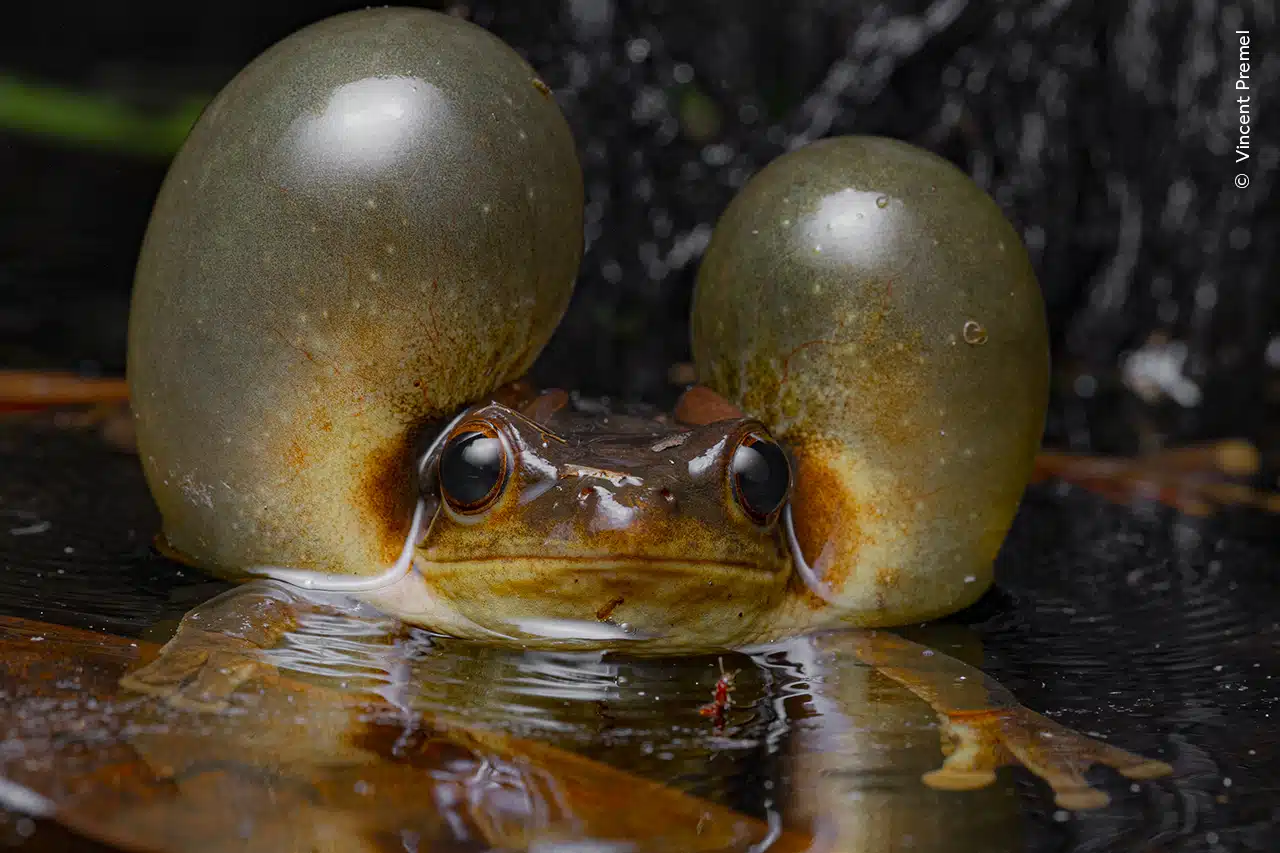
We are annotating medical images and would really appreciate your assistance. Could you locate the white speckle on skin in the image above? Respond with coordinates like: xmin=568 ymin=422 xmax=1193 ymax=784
xmin=650 ymin=433 xmax=689 ymax=452
xmin=587 ymin=487 xmax=638 ymax=532
xmin=687 ymin=438 xmax=728 ymax=477
xmin=178 ymin=473 xmax=215 ymax=509
xmin=564 ymin=465 xmax=643 ymax=487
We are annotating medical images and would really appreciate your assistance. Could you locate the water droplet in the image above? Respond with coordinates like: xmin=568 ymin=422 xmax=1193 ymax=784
xmin=875 ymin=195 xmax=890 ymax=209
xmin=962 ymin=320 xmax=988 ymax=345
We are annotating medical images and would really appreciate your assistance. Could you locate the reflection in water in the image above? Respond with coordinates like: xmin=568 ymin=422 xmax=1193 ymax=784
xmin=770 ymin=634 xmax=1023 ymax=852
xmin=2 ymin=615 xmax=794 ymax=852
xmin=0 ymin=605 xmax=1037 ymax=851
xmin=0 ymin=572 xmax=1257 ymax=853
xmin=254 ymin=607 xmax=1030 ymax=850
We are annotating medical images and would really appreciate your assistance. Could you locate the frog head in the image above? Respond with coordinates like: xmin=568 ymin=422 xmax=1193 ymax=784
xmin=415 ymin=388 xmax=805 ymax=648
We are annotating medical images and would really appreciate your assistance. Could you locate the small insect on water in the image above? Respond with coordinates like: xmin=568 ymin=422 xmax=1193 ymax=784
xmin=699 ymin=657 xmax=739 ymax=730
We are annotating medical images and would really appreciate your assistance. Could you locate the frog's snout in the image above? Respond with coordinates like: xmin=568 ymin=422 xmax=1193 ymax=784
xmin=565 ymin=471 xmax=679 ymax=533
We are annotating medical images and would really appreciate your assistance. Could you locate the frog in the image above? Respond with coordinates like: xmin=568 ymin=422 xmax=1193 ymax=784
xmin=123 ymin=380 xmax=1172 ymax=810
xmin=118 ymin=5 xmax=1173 ymax=814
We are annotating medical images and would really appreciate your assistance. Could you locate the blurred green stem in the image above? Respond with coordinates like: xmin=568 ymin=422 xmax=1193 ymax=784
xmin=0 ymin=74 xmax=206 ymax=158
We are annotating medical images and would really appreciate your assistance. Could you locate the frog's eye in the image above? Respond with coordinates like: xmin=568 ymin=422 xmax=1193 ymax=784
xmin=730 ymin=432 xmax=791 ymax=524
xmin=439 ymin=423 xmax=509 ymax=513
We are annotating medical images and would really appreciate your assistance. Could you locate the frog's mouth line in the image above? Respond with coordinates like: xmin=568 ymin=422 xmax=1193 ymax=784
xmin=418 ymin=556 xmax=779 ymax=574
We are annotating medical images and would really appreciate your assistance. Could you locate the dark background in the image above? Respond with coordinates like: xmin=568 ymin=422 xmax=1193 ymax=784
xmin=2 ymin=0 xmax=1277 ymax=457
xmin=2 ymin=5 xmax=1279 ymax=850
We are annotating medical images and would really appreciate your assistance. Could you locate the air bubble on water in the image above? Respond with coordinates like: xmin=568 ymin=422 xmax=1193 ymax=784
xmin=962 ymin=320 xmax=988 ymax=345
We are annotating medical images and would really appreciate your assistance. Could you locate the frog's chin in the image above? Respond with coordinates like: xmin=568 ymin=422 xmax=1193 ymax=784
xmin=407 ymin=556 xmax=793 ymax=650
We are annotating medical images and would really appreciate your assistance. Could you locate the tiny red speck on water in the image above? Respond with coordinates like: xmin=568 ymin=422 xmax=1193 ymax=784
xmin=698 ymin=657 xmax=738 ymax=730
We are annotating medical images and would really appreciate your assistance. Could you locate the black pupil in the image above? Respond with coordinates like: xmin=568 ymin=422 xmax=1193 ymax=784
xmin=731 ymin=435 xmax=790 ymax=520
xmin=439 ymin=431 xmax=505 ymax=508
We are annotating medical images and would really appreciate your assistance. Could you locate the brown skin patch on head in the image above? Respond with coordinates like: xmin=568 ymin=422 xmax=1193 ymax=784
xmin=674 ymin=385 xmax=746 ymax=426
